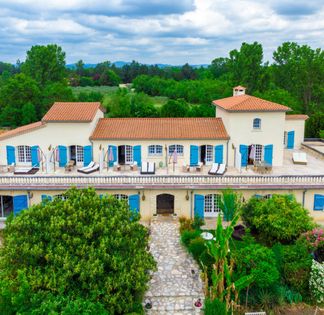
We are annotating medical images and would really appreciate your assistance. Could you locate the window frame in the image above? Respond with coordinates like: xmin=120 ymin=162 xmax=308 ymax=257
xmin=168 ymin=144 xmax=184 ymax=156
xmin=253 ymin=118 xmax=261 ymax=130
xmin=204 ymin=194 xmax=221 ymax=217
xmin=148 ymin=145 xmax=163 ymax=156
xmin=113 ymin=194 xmax=129 ymax=202
xmin=17 ymin=145 xmax=32 ymax=164
xmin=76 ymin=145 xmax=84 ymax=163
xmin=254 ymin=144 xmax=263 ymax=162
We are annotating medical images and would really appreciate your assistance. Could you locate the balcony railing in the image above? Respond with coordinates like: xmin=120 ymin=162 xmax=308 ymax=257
xmin=0 ymin=174 xmax=323 ymax=189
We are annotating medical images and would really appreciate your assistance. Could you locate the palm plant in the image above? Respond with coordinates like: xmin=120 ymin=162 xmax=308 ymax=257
xmin=219 ymin=189 xmax=242 ymax=222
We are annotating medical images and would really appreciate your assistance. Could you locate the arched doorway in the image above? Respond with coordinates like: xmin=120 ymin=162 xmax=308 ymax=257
xmin=156 ymin=194 xmax=174 ymax=214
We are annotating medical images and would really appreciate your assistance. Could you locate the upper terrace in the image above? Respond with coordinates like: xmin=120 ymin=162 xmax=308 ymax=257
xmin=0 ymin=149 xmax=323 ymax=190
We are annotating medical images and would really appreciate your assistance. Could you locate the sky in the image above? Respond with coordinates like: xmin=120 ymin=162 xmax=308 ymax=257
xmin=0 ymin=0 xmax=323 ymax=65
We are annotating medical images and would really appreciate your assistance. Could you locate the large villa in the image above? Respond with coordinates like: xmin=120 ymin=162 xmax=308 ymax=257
xmin=0 ymin=86 xmax=323 ymax=226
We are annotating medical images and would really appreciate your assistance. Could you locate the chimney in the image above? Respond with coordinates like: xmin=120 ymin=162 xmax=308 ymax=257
xmin=233 ymin=86 xmax=246 ymax=96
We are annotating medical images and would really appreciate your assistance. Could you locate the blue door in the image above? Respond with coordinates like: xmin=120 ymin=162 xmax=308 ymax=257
xmin=6 ymin=146 xmax=15 ymax=165
xmin=239 ymin=145 xmax=248 ymax=167
xmin=108 ymin=145 xmax=117 ymax=167
xmin=287 ymin=131 xmax=295 ymax=149
xmin=83 ymin=145 xmax=92 ymax=166
xmin=58 ymin=145 xmax=67 ymax=167
xmin=31 ymin=145 xmax=40 ymax=167
xmin=214 ymin=145 xmax=223 ymax=164
xmin=133 ymin=145 xmax=142 ymax=166
xmin=314 ymin=194 xmax=324 ymax=211
xmin=13 ymin=195 xmax=28 ymax=215
xmin=190 ymin=145 xmax=199 ymax=166
xmin=194 ymin=194 xmax=204 ymax=218
xmin=264 ymin=144 xmax=273 ymax=165
xmin=129 ymin=194 xmax=140 ymax=214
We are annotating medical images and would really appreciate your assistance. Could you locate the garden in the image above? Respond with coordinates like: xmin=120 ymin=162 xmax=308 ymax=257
xmin=180 ymin=191 xmax=324 ymax=314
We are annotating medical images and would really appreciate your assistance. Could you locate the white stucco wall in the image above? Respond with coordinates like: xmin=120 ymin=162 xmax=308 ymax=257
xmin=216 ymin=106 xmax=286 ymax=166
xmin=284 ymin=119 xmax=306 ymax=149
xmin=0 ymin=110 xmax=104 ymax=166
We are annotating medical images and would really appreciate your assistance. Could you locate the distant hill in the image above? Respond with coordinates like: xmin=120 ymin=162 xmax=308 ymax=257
xmin=66 ymin=61 xmax=210 ymax=69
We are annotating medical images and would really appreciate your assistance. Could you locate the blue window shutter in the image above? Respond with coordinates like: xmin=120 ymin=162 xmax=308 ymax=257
xmin=13 ymin=195 xmax=28 ymax=215
xmin=214 ymin=145 xmax=223 ymax=164
xmin=31 ymin=145 xmax=40 ymax=167
xmin=287 ymin=131 xmax=295 ymax=149
xmin=58 ymin=145 xmax=67 ymax=167
xmin=129 ymin=194 xmax=140 ymax=214
xmin=194 ymin=194 xmax=204 ymax=218
xmin=133 ymin=145 xmax=142 ymax=166
xmin=264 ymin=144 xmax=273 ymax=165
xmin=6 ymin=146 xmax=15 ymax=165
xmin=41 ymin=195 xmax=52 ymax=203
xmin=190 ymin=145 xmax=199 ymax=166
xmin=83 ymin=145 xmax=92 ymax=166
xmin=239 ymin=145 xmax=248 ymax=167
xmin=254 ymin=194 xmax=263 ymax=199
xmin=108 ymin=145 xmax=117 ymax=167
xmin=314 ymin=194 xmax=324 ymax=211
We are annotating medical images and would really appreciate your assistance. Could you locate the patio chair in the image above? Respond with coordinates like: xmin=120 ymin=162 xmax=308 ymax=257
xmin=130 ymin=161 xmax=138 ymax=171
xmin=77 ymin=162 xmax=99 ymax=174
xmin=8 ymin=163 xmax=15 ymax=173
xmin=113 ymin=161 xmax=121 ymax=171
xmin=65 ymin=160 xmax=75 ymax=172
xmin=292 ymin=152 xmax=307 ymax=165
xmin=196 ymin=162 xmax=203 ymax=172
xmin=208 ymin=163 xmax=219 ymax=175
xmin=216 ymin=163 xmax=226 ymax=175
xmin=182 ymin=162 xmax=190 ymax=172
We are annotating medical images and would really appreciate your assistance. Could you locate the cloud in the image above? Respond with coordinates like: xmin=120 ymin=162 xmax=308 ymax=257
xmin=0 ymin=0 xmax=323 ymax=64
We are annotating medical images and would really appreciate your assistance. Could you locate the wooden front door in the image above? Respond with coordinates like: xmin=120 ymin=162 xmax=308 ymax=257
xmin=156 ymin=194 xmax=174 ymax=214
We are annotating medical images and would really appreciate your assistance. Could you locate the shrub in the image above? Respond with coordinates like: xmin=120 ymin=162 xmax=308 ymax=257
xmin=192 ymin=215 xmax=205 ymax=230
xmin=282 ymin=242 xmax=312 ymax=297
xmin=204 ymin=298 xmax=227 ymax=315
xmin=299 ymin=228 xmax=324 ymax=263
xmin=0 ymin=188 xmax=156 ymax=314
xmin=242 ymin=194 xmax=315 ymax=245
xmin=241 ymin=196 xmax=261 ymax=228
xmin=309 ymin=260 xmax=324 ymax=304
xmin=179 ymin=216 xmax=194 ymax=233
xmin=188 ymin=237 xmax=206 ymax=261
xmin=181 ymin=229 xmax=201 ymax=247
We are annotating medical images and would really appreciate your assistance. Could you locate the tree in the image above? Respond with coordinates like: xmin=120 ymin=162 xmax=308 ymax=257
xmin=75 ymin=59 xmax=85 ymax=76
xmin=218 ymin=189 xmax=242 ymax=222
xmin=99 ymin=70 xmax=121 ymax=86
xmin=106 ymin=89 xmax=132 ymax=117
xmin=210 ymin=57 xmax=229 ymax=79
xmin=130 ymin=92 xmax=159 ymax=117
xmin=21 ymin=102 xmax=37 ymax=125
xmin=0 ymin=187 xmax=156 ymax=314
xmin=305 ymin=111 xmax=324 ymax=138
xmin=160 ymin=99 xmax=189 ymax=117
xmin=228 ymin=42 xmax=266 ymax=93
xmin=21 ymin=44 xmax=67 ymax=87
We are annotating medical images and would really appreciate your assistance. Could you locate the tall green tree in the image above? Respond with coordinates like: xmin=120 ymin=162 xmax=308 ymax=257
xmin=160 ymin=99 xmax=189 ymax=117
xmin=21 ymin=102 xmax=37 ymax=125
xmin=21 ymin=44 xmax=67 ymax=87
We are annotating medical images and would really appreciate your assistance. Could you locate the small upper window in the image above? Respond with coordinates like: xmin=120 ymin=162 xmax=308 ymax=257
xmin=253 ymin=118 xmax=261 ymax=129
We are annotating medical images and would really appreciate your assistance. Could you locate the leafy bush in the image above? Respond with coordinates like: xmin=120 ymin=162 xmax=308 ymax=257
xmin=192 ymin=215 xmax=205 ymax=230
xmin=188 ymin=237 xmax=206 ymax=261
xmin=282 ymin=242 xmax=312 ymax=297
xmin=299 ymin=228 xmax=324 ymax=263
xmin=242 ymin=194 xmax=314 ymax=245
xmin=309 ymin=260 xmax=324 ymax=304
xmin=0 ymin=188 xmax=156 ymax=314
xmin=180 ymin=229 xmax=201 ymax=247
xmin=204 ymin=298 xmax=227 ymax=315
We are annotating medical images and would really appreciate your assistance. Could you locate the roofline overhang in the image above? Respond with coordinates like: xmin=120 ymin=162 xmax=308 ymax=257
xmin=0 ymin=123 xmax=47 ymax=141
xmin=90 ymin=137 xmax=231 ymax=141
xmin=42 ymin=120 xmax=93 ymax=123
xmin=212 ymin=102 xmax=291 ymax=112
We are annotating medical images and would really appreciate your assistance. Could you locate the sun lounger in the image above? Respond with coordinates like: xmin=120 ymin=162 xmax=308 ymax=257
xmin=14 ymin=167 xmax=39 ymax=175
xmin=141 ymin=162 xmax=155 ymax=174
xmin=208 ymin=163 xmax=219 ymax=175
xmin=216 ymin=163 xmax=226 ymax=175
xmin=77 ymin=162 xmax=99 ymax=174
xmin=292 ymin=152 xmax=307 ymax=165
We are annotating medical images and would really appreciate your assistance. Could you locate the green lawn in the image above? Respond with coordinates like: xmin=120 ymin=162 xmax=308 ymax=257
xmin=151 ymin=96 xmax=169 ymax=107
xmin=71 ymin=86 xmax=119 ymax=96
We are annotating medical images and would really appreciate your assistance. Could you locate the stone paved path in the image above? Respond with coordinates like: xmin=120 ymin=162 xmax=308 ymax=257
xmin=143 ymin=217 xmax=204 ymax=314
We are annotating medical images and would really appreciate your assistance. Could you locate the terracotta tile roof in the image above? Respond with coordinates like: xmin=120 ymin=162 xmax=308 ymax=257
xmin=91 ymin=118 xmax=229 ymax=140
xmin=285 ymin=114 xmax=309 ymax=120
xmin=0 ymin=121 xmax=45 ymax=140
xmin=213 ymin=94 xmax=291 ymax=112
xmin=42 ymin=102 xmax=104 ymax=122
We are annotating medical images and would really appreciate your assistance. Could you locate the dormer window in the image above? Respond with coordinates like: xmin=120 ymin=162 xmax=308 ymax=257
xmin=253 ymin=118 xmax=261 ymax=129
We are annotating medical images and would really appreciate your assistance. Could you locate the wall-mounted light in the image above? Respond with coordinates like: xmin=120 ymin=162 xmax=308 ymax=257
xmin=99 ymin=144 xmax=102 ymax=150
xmin=142 ymin=191 xmax=146 ymax=201
xmin=27 ymin=191 xmax=33 ymax=199
xmin=185 ymin=190 xmax=189 ymax=201
xmin=48 ymin=145 xmax=52 ymax=151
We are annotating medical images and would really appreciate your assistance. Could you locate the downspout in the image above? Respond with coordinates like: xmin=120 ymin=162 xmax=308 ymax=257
xmin=190 ymin=190 xmax=193 ymax=219
xmin=226 ymin=139 xmax=229 ymax=166
xmin=302 ymin=189 xmax=307 ymax=207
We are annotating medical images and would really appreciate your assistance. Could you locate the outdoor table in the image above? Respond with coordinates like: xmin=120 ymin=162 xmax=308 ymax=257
xmin=200 ymin=232 xmax=214 ymax=240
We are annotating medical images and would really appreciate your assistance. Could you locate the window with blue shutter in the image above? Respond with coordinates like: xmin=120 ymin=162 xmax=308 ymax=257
xmin=190 ymin=145 xmax=199 ymax=166
xmin=287 ymin=131 xmax=295 ymax=149
xmin=214 ymin=145 xmax=223 ymax=164
xmin=133 ymin=145 xmax=142 ymax=166
xmin=129 ymin=194 xmax=140 ymax=214
xmin=264 ymin=144 xmax=273 ymax=165
xmin=194 ymin=194 xmax=204 ymax=218
xmin=314 ymin=194 xmax=324 ymax=211
xmin=58 ymin=145 xmax=67 ymax=167
xmin=41 ymin=195 xmax=52 ymax=204
xmin=13 ymin=195 xmax=28 ymax=215
xmin=83 ymin=145 xmax=92 ymax=166
xmin=108 ymin=145 xmax=117 ymax=167
xmin=31 ymin=145 xmax=40 ymax=167
xmin=6 ymin=146 xmax=15 ymax=165
xmin=239 ymin=145 xmax=248 ymax=167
